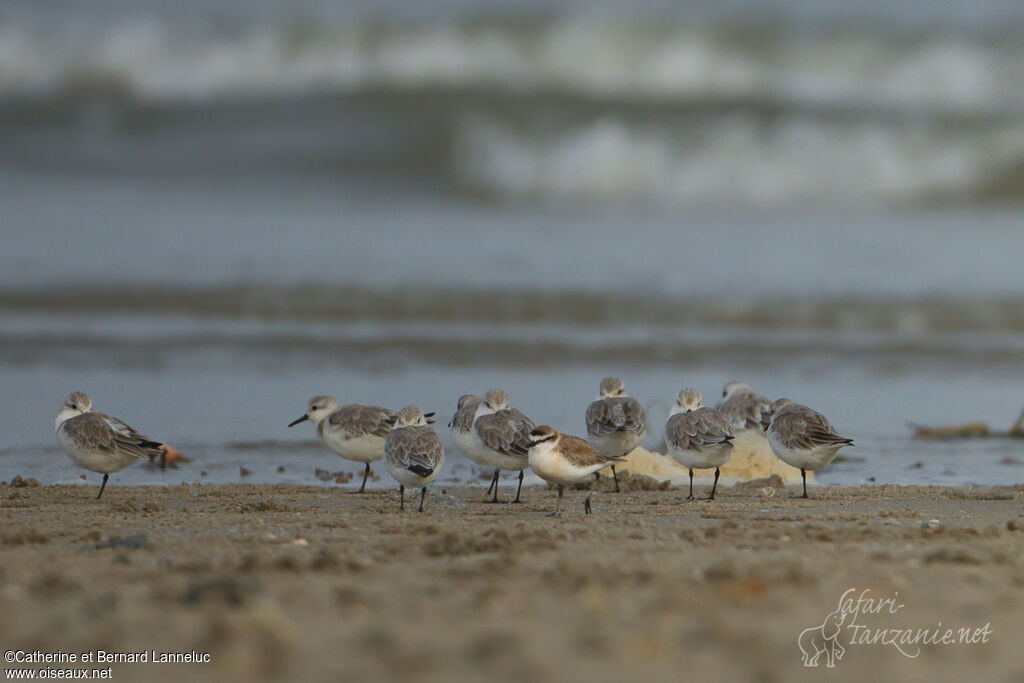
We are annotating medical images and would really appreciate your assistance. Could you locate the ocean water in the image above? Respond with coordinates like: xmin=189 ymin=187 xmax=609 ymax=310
xmin=2 ymin=0 xmax=1024 ymax=490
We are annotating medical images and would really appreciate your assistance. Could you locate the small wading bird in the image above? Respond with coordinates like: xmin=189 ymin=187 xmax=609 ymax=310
xmin=766 ymin=398 xmax=853 ymax=498
xmin=448 ymin=394 xmax=498 ymax=495
xmin=55 ymin=392 xmax=163 ymax=499
xmin=585 ymin=377 xmax=647 ymax=492
xmin=385 ymin=405 xmax=444 ymax=512
xmin=470 ymin=389 xmax=535 ymax=503
xmin=289 ymin=396 xmax=433 ymax=493
xmin=716 ymin=381 xmax=773 ymax=433
xmin=665 ymin=389 xmax=735 ymax=500
xmin=527 ymin=425 xmax=624 ymax=516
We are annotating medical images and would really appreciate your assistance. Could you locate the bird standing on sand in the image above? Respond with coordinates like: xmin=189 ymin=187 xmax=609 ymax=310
xmin=385 ymin=405 xmax=445 ymax=512
xmin=55 ymin=391 xmax=163 ymax=499
xmin=527 ymin=425 xmax=624 ymax=516
xmin=665 ymin=388 xmax=735 ymax=500
xmin=766 ymin=398 xmax=853 ymax=498
xmin=471 ymin=389 xmax=536 ymax=503
xmin=288 ymin=396 xmax=405 ymax=493
xmin=716 ymin=381 xmax=773 ymax=433
xmin=585 ymin=377 xmax=646 ymax=492
xmin=449 ymin=394 xmax=499 ymax=496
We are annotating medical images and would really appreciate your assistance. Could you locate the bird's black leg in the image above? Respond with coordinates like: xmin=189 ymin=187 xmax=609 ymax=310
xmin=399 ymin=484 xmax=405 ymax=511
xmin=611 ymin=465 xmax=620 ymax=493
xmin=791 ymin=468 xmax=810 ymax=499
xmin=418 ymin=487 xmax=426 ymax=512
xmin=704 ymin=467 xmax=720 ymax=500
xmin=686 ymin=469 xmax=694 ymax=500
xmin=358 ymin=462 xmax=370 ymax=493
xmin=512 ymin=470 xmax=524 ymax=504
xmin=546 ymin=486 xmax=563 ymax=517
xmin=584 ymin=492 xmax=593 ymax=514
xmin=488 ymin=469 xmax=501 ymax=503
xmin=97 ymin=473 xmax=109 ymax=500
xmin=486 ymin=469 xmax=498 ymax=496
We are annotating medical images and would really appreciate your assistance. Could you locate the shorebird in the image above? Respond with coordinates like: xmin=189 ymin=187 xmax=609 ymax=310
xmin=585 ymin=377 xmax=646 ymax=492
xmin=470 ymin=389 xmax=535 ymax=503
xmin=288 ymin=396 xmax=405 ymax=493
xmin=665 ymin=388 xmax=735 ymax=500
xmin=384 ymin=405 xmax=445 ymax=512
xmin=766 ymin=398 xmax=853 ymax=498
xmin=55 ymin=391 xmax=163 ymax=499
xmin=716 ymin=381 xmax=773 ymax=433
xmin=448 ymin=394 xmax=497 ymax=494
xmin=527 ymin=425 xmax=624 ymax=516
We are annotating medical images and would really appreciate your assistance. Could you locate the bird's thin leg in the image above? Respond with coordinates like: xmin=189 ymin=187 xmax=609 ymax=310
xmin=686 ymin=469 xmax=694 ymax=500
xmin=399 ymin=484 xmax=405 ymax=511
xmin=546 ymin=486 xmax=563 ymax=517
xmin=488 ymin=469 xmax=501 ymax=503
xmin=611 ymin=465 xmax=620 ymax=493
xmin=485 ymin=469 xmax=498 ymax=496
xmin=704 ymin=467 xmax=720 ymax=500
xmin=358 ymin=462 xmax=369 ymax=493
xmin=96 ymin=473 xmax=109 ymax=500
xmin=584 ymin=492 xmax=593 ymax=514
xmin=512 ymin=470 xmax=524 ymax=504
xmin=791 ymin=468 xmax=810 ymax=499
xmin=418 ymin=487 xmax=426 ymax=512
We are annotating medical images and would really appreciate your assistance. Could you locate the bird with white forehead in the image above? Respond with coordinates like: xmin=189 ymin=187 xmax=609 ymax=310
xmin=55 ymin=392 xmax=164 ymax=499
xmin=664 ymin=388 xmax=735 ymax=500
xmin=527 ymin=425 xmax=624 ymax=516
xmin=766 ymin=398 xmax=853 ymax=499
xmin=385 ymin=405 xmax=445 ymax=512
xmin=289 ymin=396 xmax=432 ymax=493
xmin=716 ymin=381 xmax=773 ymax=433
xmin=585 ymin=377 xmax=646 ymax=492
xmin=470 ymin=389 xmax=536 ymax=504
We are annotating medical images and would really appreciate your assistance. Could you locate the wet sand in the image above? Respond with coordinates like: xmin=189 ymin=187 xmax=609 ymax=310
xmin=2 ymin=479 xmax=1023 ymax=682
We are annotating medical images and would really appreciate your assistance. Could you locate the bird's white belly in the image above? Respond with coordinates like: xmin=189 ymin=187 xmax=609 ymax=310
xmin=58 ymin=431 xmax=138 ymax=474
xmin=667 ymin=441 xmax=733 ymax=470
xmin=767 ymin=433 xmax=844 ymax=470
xmin=588 ymin=431 xmax=643 ymax=458
xmin=471 ymin=431 xmax=528 ymax=471
xmin=452 ymin=428 xmax=491 ymax=467
xmin=320 ymin=432 xmax=385 ymax=463
xmin=528 ymin=445 xmax=601 ymax=486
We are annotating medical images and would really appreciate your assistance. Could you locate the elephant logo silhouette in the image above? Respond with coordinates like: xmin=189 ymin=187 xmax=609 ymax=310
xmin=798 ymin=608 xmax=847 ymax=667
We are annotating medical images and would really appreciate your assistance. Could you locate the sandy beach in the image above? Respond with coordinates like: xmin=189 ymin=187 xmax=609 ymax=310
xmin=2 ymin=479 xmax=1022 ymax=682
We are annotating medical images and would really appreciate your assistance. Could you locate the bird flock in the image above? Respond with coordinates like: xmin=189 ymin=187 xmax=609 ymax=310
xmin=53 ymin=379 xmax=854 ymax=513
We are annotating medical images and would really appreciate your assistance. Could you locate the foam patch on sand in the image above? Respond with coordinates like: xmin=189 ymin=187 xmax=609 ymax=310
xmin=609 ymin=430 xmax=807 ymax=485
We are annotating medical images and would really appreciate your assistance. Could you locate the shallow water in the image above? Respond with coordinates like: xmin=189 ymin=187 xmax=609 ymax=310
xmin=3 ymin=0 xmax=1024 ymax=490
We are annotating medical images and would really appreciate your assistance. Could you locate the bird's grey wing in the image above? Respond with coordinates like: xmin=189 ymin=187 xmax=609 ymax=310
xmin=718 ymin=393 xmax=772 ymax=431
xmin=388 ymin=427 xmax=443 ymax=473
xmin=666 ymin=410 xmax=732 ymax=452
xmin=502 ymin=409 xmax=536 ymax=456
xmin=476 ymin=411 xmax=532 ymax=457
xmin=774 ymin=408 xmax=850 ymax=450
xmin=586 ymin=398 xmax=646 ymax=437
xmin=331 ymin=405 xmax=397 ymax=438
xmin=74 ymin=413 xmax=163 ymax=460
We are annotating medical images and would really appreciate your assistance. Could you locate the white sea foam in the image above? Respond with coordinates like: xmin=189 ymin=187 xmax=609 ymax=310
xmin=454 ymin=114 xmax=1024 ymax=206
xmin=1 ymin=16 xmax=1023 ymax=113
